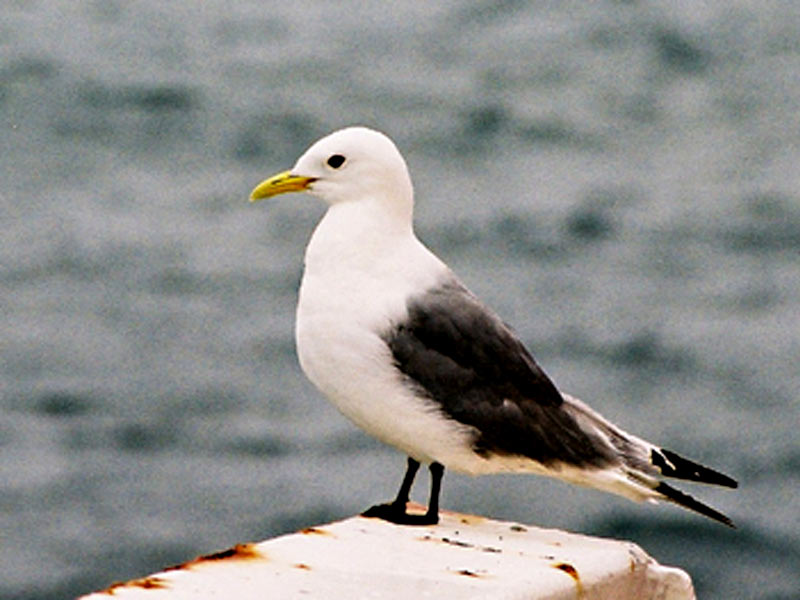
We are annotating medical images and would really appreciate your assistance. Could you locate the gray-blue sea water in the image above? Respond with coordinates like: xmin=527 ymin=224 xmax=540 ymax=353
xmin=2 ymin=2 xmax=798 ymax=598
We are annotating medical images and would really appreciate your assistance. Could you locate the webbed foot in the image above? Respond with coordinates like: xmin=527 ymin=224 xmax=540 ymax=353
xmin=362 ymin=502 xmax=439 ymax=525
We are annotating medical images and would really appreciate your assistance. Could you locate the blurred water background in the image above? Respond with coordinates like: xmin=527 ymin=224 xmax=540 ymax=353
xmin=2 ymin=1 xmax=799 ymax=598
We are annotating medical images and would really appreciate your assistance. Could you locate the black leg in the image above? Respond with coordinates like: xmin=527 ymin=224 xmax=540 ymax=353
xmin=362 ymin=458 xmax=444 ymax=526
xmin=393 ymin=457 xmax=421 ymax=507
xmin=424 ymin=462 xmax=444 ymax=522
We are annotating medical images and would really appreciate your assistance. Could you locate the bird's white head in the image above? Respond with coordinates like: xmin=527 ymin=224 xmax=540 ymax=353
xmin=250 ymin=127 xmax=414 ymax=219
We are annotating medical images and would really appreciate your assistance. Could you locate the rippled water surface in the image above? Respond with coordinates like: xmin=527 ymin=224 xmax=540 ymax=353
xmin=2 ymin=2 xmax=799 ymax=598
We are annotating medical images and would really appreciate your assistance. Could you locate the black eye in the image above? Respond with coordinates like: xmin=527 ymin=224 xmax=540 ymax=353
xmin=327 ymin=154 xmax=346 ymax=169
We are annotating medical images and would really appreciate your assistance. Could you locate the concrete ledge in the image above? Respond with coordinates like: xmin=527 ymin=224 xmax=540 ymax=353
xmin=81 ymin=503 xmax=695 ymax=599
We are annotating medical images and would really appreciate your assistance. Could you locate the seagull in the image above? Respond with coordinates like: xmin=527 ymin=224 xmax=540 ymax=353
xmin=249 ymin=126 xmax=737 ymax=527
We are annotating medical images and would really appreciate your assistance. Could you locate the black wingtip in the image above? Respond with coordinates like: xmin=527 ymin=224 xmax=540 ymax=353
xmin=655 ymin=482 xmax=736 ymax=528
xmin=652 ymin=448 xmax=738 ymax=488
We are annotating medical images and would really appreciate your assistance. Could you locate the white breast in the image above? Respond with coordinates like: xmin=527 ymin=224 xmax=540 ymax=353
xmin=294 ymin=203 xmax=477 ymax=465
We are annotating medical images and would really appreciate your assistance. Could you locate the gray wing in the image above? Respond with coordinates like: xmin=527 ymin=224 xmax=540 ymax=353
xmin=383 ymin=278 xmax=615 ymax=468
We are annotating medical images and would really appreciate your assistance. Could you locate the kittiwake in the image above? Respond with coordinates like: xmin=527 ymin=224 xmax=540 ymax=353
xmin=249 ymin=126 xmax=737 ymax=527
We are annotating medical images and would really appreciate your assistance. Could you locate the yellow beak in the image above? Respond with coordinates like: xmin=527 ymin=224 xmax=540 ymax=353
xmin=249 ymin=170 xmax=317 ymax=202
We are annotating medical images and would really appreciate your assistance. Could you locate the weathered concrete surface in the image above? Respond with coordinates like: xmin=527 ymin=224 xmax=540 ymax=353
xmin=81 ymin=504 xmax=695 ymax=599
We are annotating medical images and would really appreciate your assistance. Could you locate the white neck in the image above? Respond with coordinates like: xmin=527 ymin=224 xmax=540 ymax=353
xmin=304 ymin=197 xmax=414 ymax=272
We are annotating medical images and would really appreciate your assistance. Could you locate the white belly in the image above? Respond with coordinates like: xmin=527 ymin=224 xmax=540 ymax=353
xmin=293 ymin=213 xmax=484 ymax=467
xmin=295 ymin=271 xmax=478 ymax=465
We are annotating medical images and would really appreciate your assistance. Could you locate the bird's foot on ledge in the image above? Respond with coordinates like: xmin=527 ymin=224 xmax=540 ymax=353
xmin=361 ymin=502 xmax=439 ymax=526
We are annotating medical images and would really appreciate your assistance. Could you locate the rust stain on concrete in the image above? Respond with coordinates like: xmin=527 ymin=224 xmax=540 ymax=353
xmin=99 ymin=576 xmax=168 ymax=595
xmin=299 ymin=526 xmax=333 ymax=536
xmin=455 ymin=568 xmax=482 ymax=578
xmin=553 ymin=562 xmax=584 ymax=597
xmin=165 ymin=543 xmax=264 ymax=572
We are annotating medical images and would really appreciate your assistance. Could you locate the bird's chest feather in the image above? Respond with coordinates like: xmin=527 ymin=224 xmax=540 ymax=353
xmin=292 ymin=219 xmax=455 ymax=455
xmin=295 ymin=244 xmax=421 ymax=399
xmin=295 ymin=212 xmax=444 ymax=379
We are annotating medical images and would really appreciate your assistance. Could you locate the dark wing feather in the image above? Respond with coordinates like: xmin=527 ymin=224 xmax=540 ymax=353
xmin=384 ymin=278 xmax=615 ymax=468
